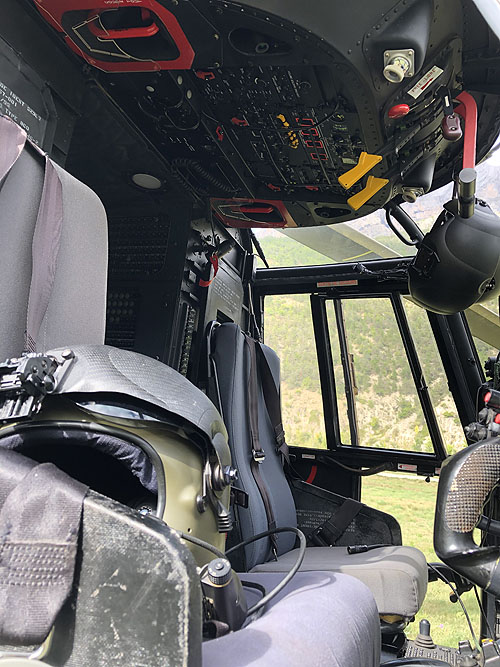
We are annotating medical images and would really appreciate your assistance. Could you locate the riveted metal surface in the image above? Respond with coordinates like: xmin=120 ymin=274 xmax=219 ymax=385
xmin=445 ymin=439 xmax=500 ymax=533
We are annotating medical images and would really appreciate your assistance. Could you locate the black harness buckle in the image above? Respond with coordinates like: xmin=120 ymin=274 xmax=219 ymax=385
xmin=252 ymin=449 xmax=265 ymax=464
xmin=0 ymin=350 xmax=75 ymax=423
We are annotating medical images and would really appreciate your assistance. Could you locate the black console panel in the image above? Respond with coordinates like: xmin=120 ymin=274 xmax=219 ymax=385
xmin=89 ymin=0 xmax=500 ymax=225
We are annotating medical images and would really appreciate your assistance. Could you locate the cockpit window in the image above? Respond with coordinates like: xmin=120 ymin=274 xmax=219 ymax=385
xmin=264 ymin=293 xmax=327 ymax=449
xmin=327 ymin=296 xmax=435 ymax=453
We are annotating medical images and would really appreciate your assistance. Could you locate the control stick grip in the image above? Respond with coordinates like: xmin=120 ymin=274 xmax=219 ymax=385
xmin=435 ymin=438 xmax=500 ymax=595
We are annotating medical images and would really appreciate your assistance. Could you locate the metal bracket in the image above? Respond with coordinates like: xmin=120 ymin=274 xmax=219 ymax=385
xmin=0 ymin=350 xmax=75 ymax=423
xmin=196 ymin=460 xmax=232 ymax=533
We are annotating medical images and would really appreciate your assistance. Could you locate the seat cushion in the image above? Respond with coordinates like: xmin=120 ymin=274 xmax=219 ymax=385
xmin=202 ymin=571 xmax=381 ymax=667
xmin=251 ymin=545 xmax=427 ymax=618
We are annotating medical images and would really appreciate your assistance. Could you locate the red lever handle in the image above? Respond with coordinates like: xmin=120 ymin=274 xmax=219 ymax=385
xmin=239 ymin=205 xmax=275 ymax=214
xmin=87 ymin=10 xmax=160 ymax=40
xmin=454 ymin=91 xmax=477 ymax=169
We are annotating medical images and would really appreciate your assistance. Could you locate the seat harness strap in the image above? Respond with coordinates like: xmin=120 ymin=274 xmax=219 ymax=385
xmin=0 ymin=450 xmax=88 ymax=646
xmin=254 ymin=342 xmax=290 ymax=466
xmin=0 ymin=114 xmax=63 ymax=354
xmin=244 ymin=335 xmax=278 ymax=558
xmin=24 ymin=157 xmax=63 ymax=353
xmin=311 ymin=497 xmax=363 ymax=547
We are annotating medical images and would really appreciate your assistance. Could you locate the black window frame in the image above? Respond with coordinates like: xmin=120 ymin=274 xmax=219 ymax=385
xmin=313 ymin=291 xmax=446 ymax=459
xmin=255 ymin=257 xmax=481 ymax=467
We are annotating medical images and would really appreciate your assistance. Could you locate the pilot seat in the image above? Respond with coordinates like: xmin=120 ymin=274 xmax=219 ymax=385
xmin=0 ymin=112 xmax=386 ymax=666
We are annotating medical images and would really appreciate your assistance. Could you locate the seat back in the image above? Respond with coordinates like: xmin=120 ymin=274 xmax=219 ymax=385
xmin=0 ymin=115 xmax=108 ymax=360
xmin=211 ymin=323 xmax=296 ymax=569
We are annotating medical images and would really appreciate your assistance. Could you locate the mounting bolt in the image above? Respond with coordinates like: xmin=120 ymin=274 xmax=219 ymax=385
xmin=223 ymin=466 xmax=238 ymax=485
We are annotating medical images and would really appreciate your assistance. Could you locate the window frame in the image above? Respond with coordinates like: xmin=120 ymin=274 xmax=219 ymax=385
xmin=255 ymin=257 xmax=481 ymax=467
xmin=316 ymin=291 xmax=446 ymax=458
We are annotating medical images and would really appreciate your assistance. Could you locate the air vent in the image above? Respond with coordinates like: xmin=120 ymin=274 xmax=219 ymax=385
xmin=105 ymin=291 xmax=139 ymax=350
xmin=108 ymin=216 xmax=170 ymax=276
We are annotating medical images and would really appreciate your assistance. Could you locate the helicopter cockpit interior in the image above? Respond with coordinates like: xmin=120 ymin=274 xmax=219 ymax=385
xmin=0 ymin=0 xmax=500 ymax=665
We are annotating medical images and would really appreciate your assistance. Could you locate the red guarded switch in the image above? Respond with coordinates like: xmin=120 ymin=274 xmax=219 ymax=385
xmin=388 ymin=104 xmax=410 ymax=119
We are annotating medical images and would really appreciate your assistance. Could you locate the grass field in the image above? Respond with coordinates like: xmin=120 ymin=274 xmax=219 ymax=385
xmin=362 ymin=473 xmax=481 ymax=648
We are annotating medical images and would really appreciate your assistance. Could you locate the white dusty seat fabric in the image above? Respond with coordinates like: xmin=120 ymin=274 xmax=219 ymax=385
xmin=202 ymin=571 xmax=381 ymax=667
xmin=211 ymin=322 xmax=428 ymax=620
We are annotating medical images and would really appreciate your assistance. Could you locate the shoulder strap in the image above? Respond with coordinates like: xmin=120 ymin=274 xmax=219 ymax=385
xmin=24 ymin=158 xmax=63 ymax=353
xmin=0 ymin=451 xmax=88 ymax=646
xmin=244 ymin=335 xmax=278 ymax=558
xmin=255 ymin=342 xmax=290 ymax=465
xmin=0 ymin=114 xmax=64 ymax=354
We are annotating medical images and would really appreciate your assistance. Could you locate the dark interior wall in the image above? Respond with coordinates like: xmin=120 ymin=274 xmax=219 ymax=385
xmin=0 ymin=1 xmax=251 ymax=382
xmin=65 ymin=87 xmax=251 ymax=379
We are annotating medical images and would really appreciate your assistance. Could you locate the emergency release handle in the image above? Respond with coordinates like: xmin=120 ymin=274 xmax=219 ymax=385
xmin=87 ymin=9 xmax=160 ymax=40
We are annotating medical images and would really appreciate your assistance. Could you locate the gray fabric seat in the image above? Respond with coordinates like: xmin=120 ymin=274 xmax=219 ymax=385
xmin=211 ymin=322 xmax=428 ymax=619
xmin=251 ymin=545 xmax=427 ymax=618
xmin=0 ymin=116 xmax=107 ymax=360
xmin=0 ymin=113 xmax=383 ymax=665
xmin=203 ymin=571 xmax=381 ymax=667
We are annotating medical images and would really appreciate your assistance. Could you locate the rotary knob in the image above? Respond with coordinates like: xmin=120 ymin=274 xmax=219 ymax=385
xmin=207 ymin=558 xmax=232 ymax=586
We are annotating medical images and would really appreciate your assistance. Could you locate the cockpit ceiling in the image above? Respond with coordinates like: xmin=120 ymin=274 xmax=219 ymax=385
xmin=20 ymin=0 xmax=500 ymax=226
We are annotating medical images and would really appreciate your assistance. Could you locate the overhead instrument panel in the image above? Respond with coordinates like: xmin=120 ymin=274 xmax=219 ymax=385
xmin=33 ymin=0 xmax=500 ymax=226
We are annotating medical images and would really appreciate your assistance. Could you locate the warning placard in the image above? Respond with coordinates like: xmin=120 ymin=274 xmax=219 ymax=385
xmin=407 ymin=66 xmax=444 ymax=100
xmin=0 ymin=80 xmax=45 ymax=145
xmin=0 ymin=39 xmax=55 ymax=150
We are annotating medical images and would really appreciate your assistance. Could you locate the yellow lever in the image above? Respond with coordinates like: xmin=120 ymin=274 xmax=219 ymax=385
xmin=347 ymin=175 xmax=389 ymax=211
xmin=338 ymin=152 xmax=382 ymax=189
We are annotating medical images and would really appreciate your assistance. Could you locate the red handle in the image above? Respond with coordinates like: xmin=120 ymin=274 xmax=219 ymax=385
xmin=454 ymin=91 xmax=477 ymax=169
xmin=88 ymin=10 xmax=159 ymax=40
xmin=239 ymin=205 xmax=274 ymax=214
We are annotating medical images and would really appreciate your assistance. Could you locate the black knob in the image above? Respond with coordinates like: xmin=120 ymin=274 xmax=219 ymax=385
xmin=419 ymin=619 xmax=431 ymax=636
xmin=207 ymin=558 xmax=232 ymax=586
xmin=414 ymin=618 xmax=435 ymax=649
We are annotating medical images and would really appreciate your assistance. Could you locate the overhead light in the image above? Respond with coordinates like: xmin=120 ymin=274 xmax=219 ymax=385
xmin=131 ymin=173 xmax=163 ymax=190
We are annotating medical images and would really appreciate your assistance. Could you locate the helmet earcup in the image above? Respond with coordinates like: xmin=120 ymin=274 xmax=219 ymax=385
xmin=408 ymin=199 xmax=500 ymax=314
